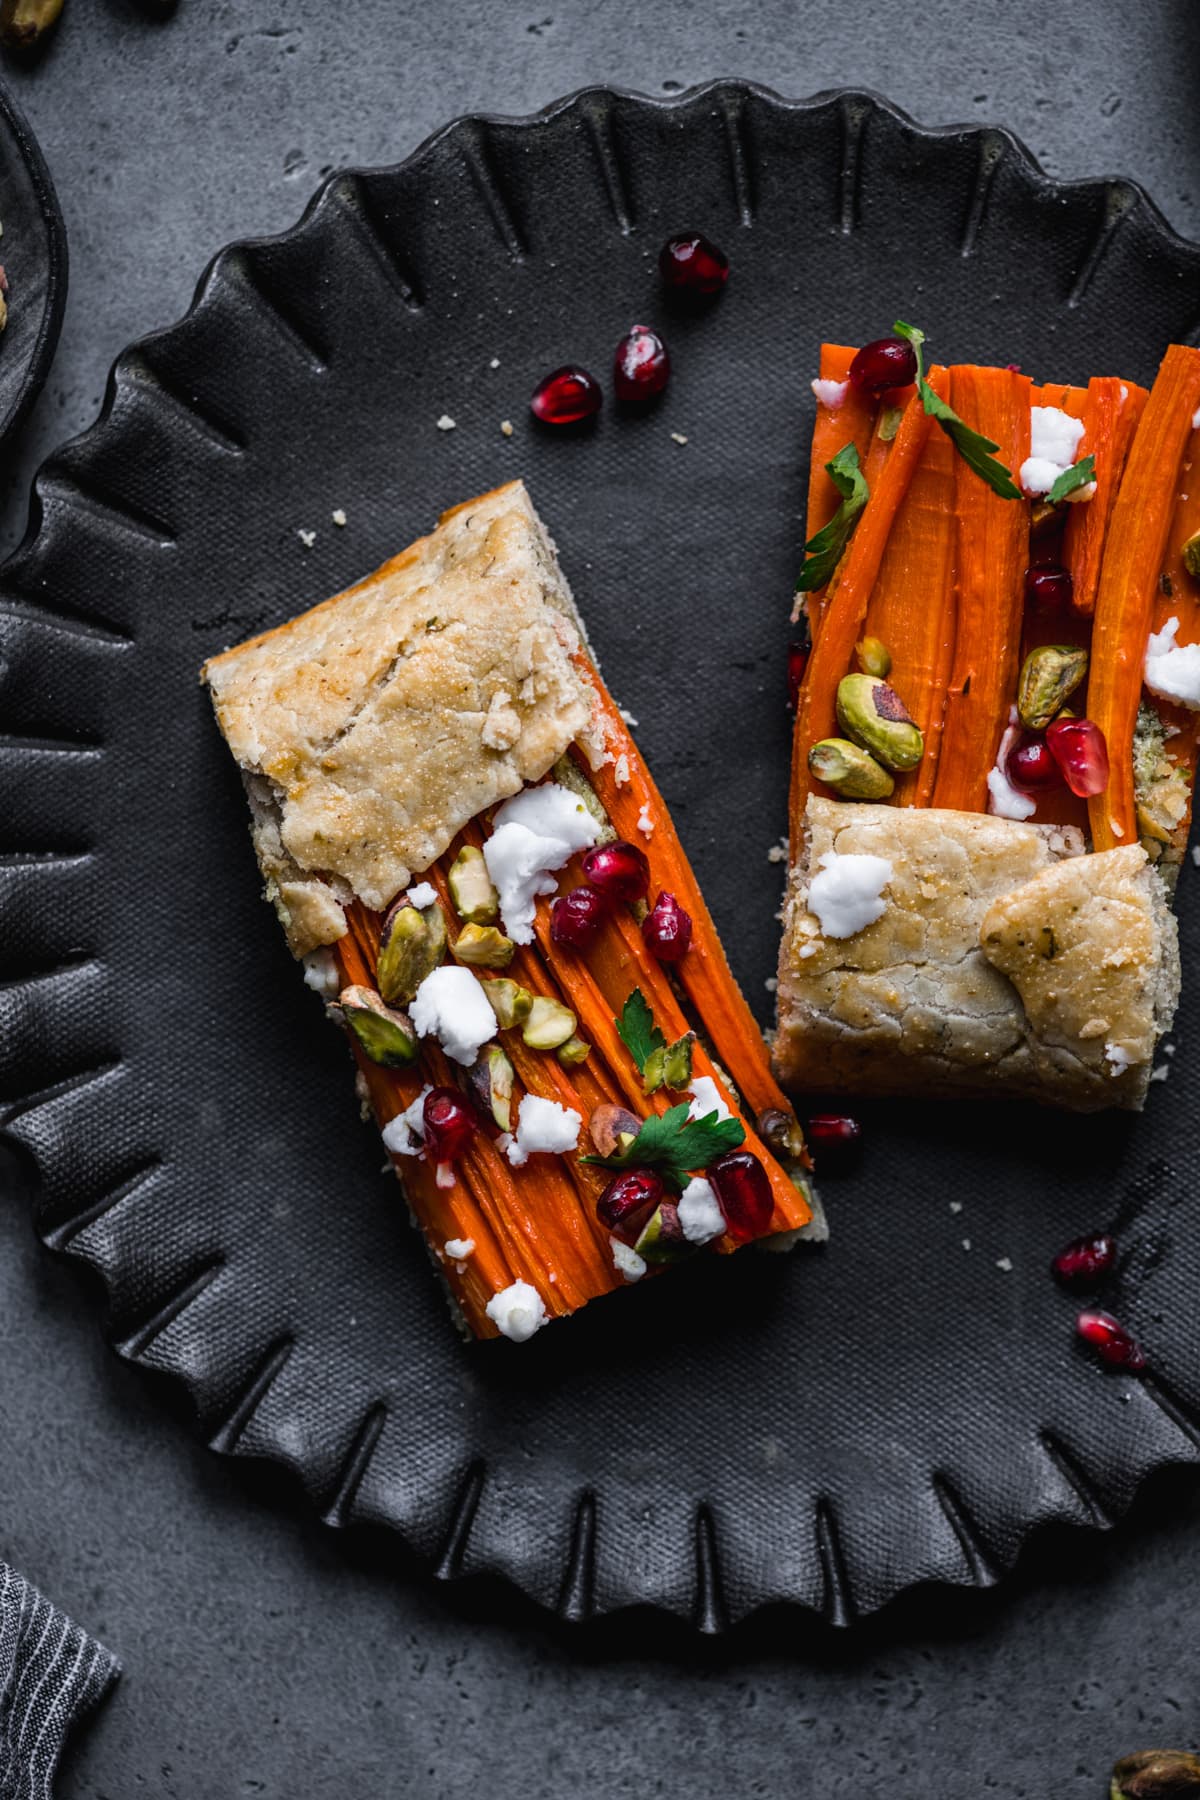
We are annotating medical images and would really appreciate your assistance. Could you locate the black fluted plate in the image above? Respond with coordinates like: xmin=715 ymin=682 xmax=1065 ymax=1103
xmin=4 ymin=84 xmax=1200 ymax=1631
xmin=0 ymin=76 xmax=66 ymax=448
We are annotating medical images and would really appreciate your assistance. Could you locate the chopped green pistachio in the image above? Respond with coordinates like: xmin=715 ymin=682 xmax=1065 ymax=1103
xmin=337 ymin=985 xmax=418 ymax=1067
xmin=467 ymin=1043 xmax=515 ymax=1132
xmin=633 ymin=1202 xmax=690 ymax=1265
xmin=807 ymin=737 xmax=895 ymax=800
xmin=1017 ymin=644 xmax=1089 ymax=731
xmin=642 ymin=1031 xmax=695 ymax=1094
xmin=522 ymin=994 xmax=577 ymax=1050
xmin=552 ymin=755 xmax=615 ymax=841
xmin=450 ymin=923 xmax=515 ymax=968
xmin=447 ymin=846 xmax=499 ymax=924
xmin=855 ymin=635 xmax=892 ymax=679
xmin=482 ymin=978 xmax=534 ymax=1031
xmin=836 ymin=673 xmax=924 ymax=771
xmin=377 ymin=898 xmax=446 ymax=1004
xmin=556 ymin=1034 xmax=592 ymax=1067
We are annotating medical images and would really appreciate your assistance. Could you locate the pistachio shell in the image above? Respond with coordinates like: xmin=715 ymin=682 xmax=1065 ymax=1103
xmin=467 ymin=1043 xmax=515 ymax=1131
xmin=337 ymin=985 xmax=418 ymax=1067
xmin=447 ymin=846 xmax=499 ymax=924
xmin=807 ymin=737 xmax=895 ymax=800
xmin=522 ymin=994 xmax=577 ymax=1050
xmin=552 ymin=754 xmax=615 ymax=841
xmin=589 ymin=1103 xmax=642 ymax=1156
xmin=376 ymin=898 xmax=447 ymax=1004
xmin=643 ymin=1032 xmax=695 ymax=1094
xmin=1017 ymin=643 xmax=1089 ymax=731
xmin=634 ymin=1201 xmax=690 ymax=1265
xmin=855 ymin=635 xmax=892 ymax=679
xmin=450 ymin=923 xmax=515 ymax=968
xmin=481 ymin=978 xmax=534 ymax=1031
xmin=835 ymin=674 xmax=924 ymax=771
xmin=757 ymin=1107 xmax=808 ymax=1162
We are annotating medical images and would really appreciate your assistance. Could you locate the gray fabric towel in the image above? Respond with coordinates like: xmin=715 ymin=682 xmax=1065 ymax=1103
xmin=0 ymin=1563 xmax=119 ymax=1800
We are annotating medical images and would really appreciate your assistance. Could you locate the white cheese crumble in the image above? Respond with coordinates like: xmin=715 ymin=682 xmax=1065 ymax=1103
xmin=670 ymin=431 xmax=688 ymax=446
xmin=1145 ymin=617 xmax=1200 ymax=709
xmin=505 ymin=1093 xmax=582 ymax=1168
xmin=987 ymin=724 xmax=1037 ymax=821
xmin=485 ymin=1279 xmax=547 ymax=1342
xmin=1019 ymin=406 xmax=1094 ymax=502
xmin=619 ymin=707 xmax=639 ymax=726
xmin=678 ymin=1176 xmax=726 ymax=1245
xmin=436 ymin=414 xmax=456 ymax=431
xmin=613 ymin=753 xmax=630 ymax=787
xmin=331 ymin=507 xmax=347 ymax=527
xmin=806 ymin=851 xmax=893 ymax=938
xmin=382 ymin=1085 xmax=433 ymax=1157
xmin=444 ymin=1237 xmax=475 ymax=1260
xmin=489 ymin=356 xmax=501 ymax=370
xmin=406 ymin=882 xmax=438 ymax=909
xmin=483 ymin=782 xmax=602 ymax=943
xmin=297 ymin=527 xmax=316 ymax=547
xmin=410 ymin=966 xmax=497 ymax=1066
xmin=767 ymin=839 xmax=788 ymax=864
xmin=636 ymin=803 xmax=654 ymax=838
xmin=301 ymin=948 xmax=340 ymax=998
xmin=811 ymin=377 xmax=849 ymax=408
xmin=610 ymin=1237 xmax=647 ymax=1282
xmin=1105 ymin=1042 xmax=1133 ymax=1077
xmin=688 ymin=1075 xmax=733 ymax=1124
xmin=996 ymin=1257 xmax=1013 ymax=1273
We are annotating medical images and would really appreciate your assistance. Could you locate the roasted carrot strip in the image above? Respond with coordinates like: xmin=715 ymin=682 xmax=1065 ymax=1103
xmin=805 ymin=345 xmax=876 ymax=544
xmin=1088 ymin=345 xmax=1200 ymax=850
xmin=1062 ymin=377 xmax=1149 ymax=616
xmin=929 ymin=366 xmax=1032 ymax=813
xmin=1142 ymin=420 xmax=1200 ymax=858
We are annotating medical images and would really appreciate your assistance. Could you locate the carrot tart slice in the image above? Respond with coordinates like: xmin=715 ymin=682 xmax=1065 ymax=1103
xmin=203 ymin=480 xmax=816 ymax=1340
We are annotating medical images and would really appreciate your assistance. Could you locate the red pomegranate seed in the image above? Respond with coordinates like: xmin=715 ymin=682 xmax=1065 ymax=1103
xmin=788 ymin=639 xmax=808 ymax=709
xmin=1052 ymin=1231 xmax=1117 ymax=1290
xmin=1076 ymin=1309 xmax=1146 ymax=1371
xmin=1025 ymin=561 xmax=1075 ymax=610
xmin=530 ymin=365 xmax=602 ymax=426
xmin=806 ymin=1114 xmax=862 ymax=1160
xmin=707 ymin=1150 xmax=773 ymax=1243
xmin=848 ymin=336 xmax=918 ymax=396
xmin=1045 ymin=718 xmax=1110 ymax=798
xmin=658 ymin=232 xmax=729 ymax=295
xmin=597 ymin=1167 xmax=664 ymax=1239
xmin=550 ymin=884 xmax=608 ymax=951
xmin=613 ymin=324 xmax=670 ymax=403
xmin=581 ymin=840 xmax=650 ymax=903
xmin=642 ymin=891 xmax=693 ymax=962
xmin=1006 ymin=733 xmax=1062 ymax=793
xmin=422 ymin=1087 xmax=475 ymax=1163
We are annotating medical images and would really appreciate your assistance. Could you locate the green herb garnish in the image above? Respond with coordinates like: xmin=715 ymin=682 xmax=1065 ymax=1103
xmin=1045 ymin=454 xmax=1096 ymax=506
xmin=796 ymin=442 xmax=869 ymax=592
xmin=581 ymin=1102 xmax=745 ymax=1192
xmin=892 ymin=320 xmax=1023 ymax=501
xmin=616 ymin=989 xmax=695 ymax=1094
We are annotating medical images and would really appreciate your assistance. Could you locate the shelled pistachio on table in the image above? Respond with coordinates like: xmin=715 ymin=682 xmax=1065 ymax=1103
xmin=807 ymin=636 xmax=926 ymax=800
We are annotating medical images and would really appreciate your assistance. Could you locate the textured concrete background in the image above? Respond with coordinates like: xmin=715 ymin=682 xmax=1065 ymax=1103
xmin=1 ymin=1 xmax=1200 ymax=1794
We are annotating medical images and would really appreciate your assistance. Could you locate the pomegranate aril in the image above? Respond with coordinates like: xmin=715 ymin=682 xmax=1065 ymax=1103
xmin=597 ymin=1167 xmax=664 ymax=1240
xmin=642 ymin=891 xmax=693 ymax=962
xmin=1052 ymin=1231 xmax=1117 ymax=1290
xmin=658 ymin=231 xmax=729 ymax=295
xmin=788 ymin=639 xmax=809 ymax=709
xmin=581 ymin=840 xmax=650 ymax=903
xmin=613 ymin=324 xmax=670 ymax=403
xmin=847 ymin=336 xmax=918 ymax=396
xmin=1006 ymin=733 xmax=1062 ymax=793
xmin=1025 ymin=561 xmax=1074 ymax=610
xmin=422 ymin=1086 xmax=475 ymax=1163
xmin=707 ymin=1150 xmax=773 ymax=1244
xmin=1076 ymin=1309 xmax=1146 ymax=1371
xmin=530 ymin=365 xmax=602 ymax=426
xmin=550 ymin=884 xmax=608 ymax=951
xmin=1045 ymin=717 xmax=1110 ymax=798
xmin=806 ymin=1114 xmax=862 ymax=1160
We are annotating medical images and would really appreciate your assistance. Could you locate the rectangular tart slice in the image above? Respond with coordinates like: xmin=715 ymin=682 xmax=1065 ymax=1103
xmin=204 ymin=480 xmax=816 ymax=1340
xmin=777 ymin=337 xmax=1200 ymax=1110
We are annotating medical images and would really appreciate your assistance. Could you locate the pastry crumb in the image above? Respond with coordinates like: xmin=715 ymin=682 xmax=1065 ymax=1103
xmin=436 ymin=414 xmax=456 ymax=431
xmin=613 ymin=753 xmax=630 ymax=787
xmin=962 ymin=1238 xmax=972 ymax=1251
xmin=1164 ymin=1042 xmax=1176 ymax=1056
xmin=996 ymin=1256 xmax=1013 ymax=1273
xmin=767 ymin=839 xmax=788 ymax=864
xmin=670 ymin=431 xmax=689 ymax=446
xmin=331 ymin=507 xmax=347 ymax=527
xmin=500 ymin=419 xmax=514 ymax=437
xmin=949 ymin=1200 xmax=963 ymax=1214
xmin=489 ymin=356 xmax=501 ymax=369
xmin=1150 ymin=1064 xmax=1170 ymax=1082
xmin=764 ymin=976 xmax=779 ymax=993
xmin=1192 ymin=845 xmax=1200 ymax=868
xmin=636 ymin=803 xmax=654 ymax=839
xmin=297 ymin=528 xmax=316 ymax=548
xmin=619 ymin=707 xmax=639 ymax=727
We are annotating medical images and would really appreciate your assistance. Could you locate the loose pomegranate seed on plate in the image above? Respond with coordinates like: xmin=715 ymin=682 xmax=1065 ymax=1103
xmin=422 ymin=1086 xmax=475 ymax=1163
xmin=1045 ymin=717 xmax=1110 ymax=797
xmin=1076 ymin=1309 xmax=1146 ymax=1371
xmin=658 ymin=231 xmax=729 ymax=295
xmin=707 ymin=1150 xmax=773 ymax=1243
xmin=805 ymin=1114 xmax=862 ymax=1160
xmin=642 ymin=891 xmax=693 ymax=962
xmin=530 ymin=364 xmax=602 ymax=426
xmin=1025 ymin=560 xmax=1074 ymax=610
xmin=1006 ymin=733 xmax=1062 ymax=793
xmin=581 ymin=840 xmax=650 ymax=903
xmin=787 ymin=639 xmax=809 ymax=709
xmin=1052 ymin=1231 xmax=1117 ymax=1290
xmin=550 ymin=884 xmax=608 ymax=951
xmin=613 ymin=325 xmax=670 ymax=403
xmin=597 ymin=1167 xmax=664 ymax=1239
xmin=847 ymin=336 xmax=918 ymax=396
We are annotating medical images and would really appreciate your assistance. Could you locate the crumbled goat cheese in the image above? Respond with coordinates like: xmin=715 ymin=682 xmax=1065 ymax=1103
xmin=297 ymin=528 xmax=316 ymax=547
xmin=987 ymin=724 xmax=1037 ymax=821
xmin=670 ymin=431 xmax=689 ymax=446
xmin=619 ymin=707 xmax=639 ymax=726
xmin=1105 ymin=1042 xmax=1133 ymax=1077
xmin=500 ymin=419 xmax=514 ymax=437
xmin=406 ymin=882 xmax=438 ymax=909
xmin=806 ymin=851 xmax=893 ymax=938
xmin=996 ymin=1257 xmax=1013 ymax=1273
xmin=678 ymin=1176 xmax=727 ymax=1245
xmin=436 ymin=414 xmax=456 ymax=431
xmin=1150 ymin=1064 xmax=1170 ymax=1083
xmin=811 ymin=377 xmax=850 ymax=408
xmin=1019 ymin=405 xmax=1093 ymax=501
xmin=1145 ymin=616 xmax=1200 ymax=709
xmin=611 ymin=1237 xmax=647 ymax=1282
xmin=636 ymin=803 xmax=654 ymax=838
xmin=301 ymin=948 xmax=340 ymax=998
xmin=483 ymin=782 xmax=601 ymax=943
xmin=688 ymin=1076 xmax=733 ymax=1123
xmin=444 ymin=1237 xmax=475 ymax=1261
xmin=410 ymin=966 xmax=497 ymax=1065
xmin=331 ymin=507 xmax=347 ymax=526
xmin=485 ymin=1279 xmax=547 ymax=1342
xmin=382 ymin=1085 xmax=433 ymax=1156
xmin=505 ymin=1094 xmax=582 ymax=1168
xmin=613 ymin=754 xmax=630 ymax=787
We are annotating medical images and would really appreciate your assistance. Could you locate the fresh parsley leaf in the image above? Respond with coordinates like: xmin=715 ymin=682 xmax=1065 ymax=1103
xmin=892 ymin=319 xmax=1023 ymax=502
xmin=581 ymin=1102 xmax=746 ymax=1192
xmin=616 ymin=988 xmax=664 ymax=1075
xmin=1045 ymin=454 xmax=1096 ymax=505
xmin=796 ymin=443 xmax=869 ymax=592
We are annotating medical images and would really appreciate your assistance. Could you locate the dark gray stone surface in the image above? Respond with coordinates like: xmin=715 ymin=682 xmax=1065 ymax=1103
xmin=2 ymin=3 xmax=1199 ymax=1794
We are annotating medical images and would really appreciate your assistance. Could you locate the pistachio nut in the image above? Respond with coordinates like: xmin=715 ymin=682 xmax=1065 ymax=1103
xmin=757 ymin=1107 xmax=808 ymax=1163
xmin=556 ymin=1034 xmax=592 ymax=1067
xmin=634 ymin=1200 xmax=690 ymax=1265
xmin=1017 ymin=643 xmax=1089 ymax=731
xmin=835 ymin=674 xmax=924 ymax=771
xmin=1111 ymin=1749 xmax=1200 ymax=1800
xmin=643 ymin=1031 xmax=695 ymax=1095
xmin=481 ymin=978 xmax=534 ymax=1031
xmin=376 ymin=897 xmax=447 ymax=1004
xmin=589 ymin=1102 xmax=641 ymax=1157
xmin=855 ymin=635 xmax=892 ymax=679
xmin=1182 ymin=530 xmax=1200 ymax=583
xmin=0 ymin=0 xmax=65 ymax=50
xmin=466 ymin=1042 xmax=515 ymax=1132
xmin=552 ymin=754 xmax=615 ymax=841
xmin=336 ymin=985 xmax=418 ymax=1068
xmin=450 ymin=923 xmax=515 ymax=969
xmin=807 ymin=737 xmax=895 ymax=800
xmin=877 ymin=403 xmax=904 ymax=444
xmin=522 ymin=994 xmax=577 ymax=1050
xmin=447 ymin=845 xmax=499 ymax=924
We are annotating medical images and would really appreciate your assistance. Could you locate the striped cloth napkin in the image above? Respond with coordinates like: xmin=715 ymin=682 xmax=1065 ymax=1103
xmin=0 ymin=1563 xmax=119 ymax=1799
